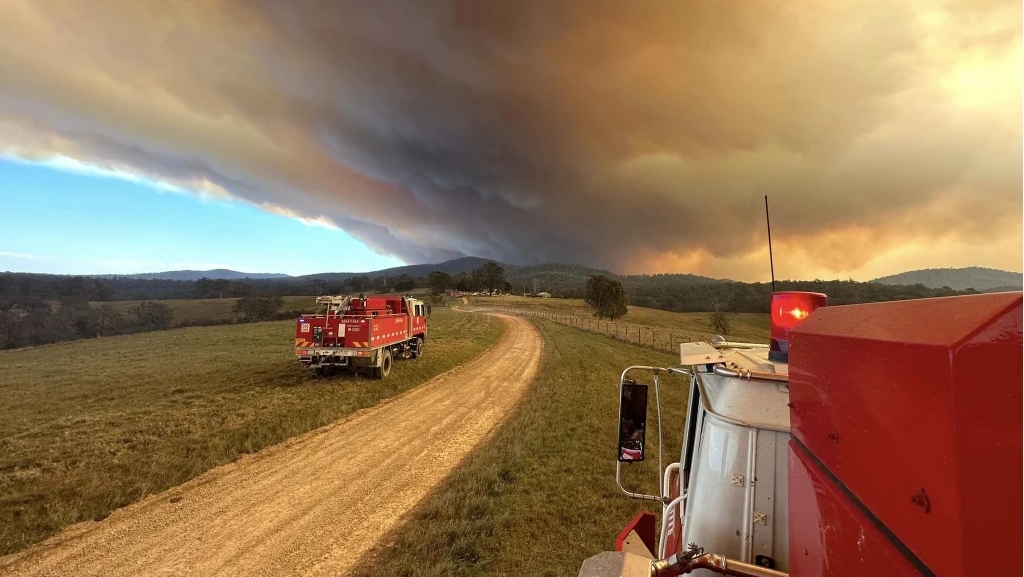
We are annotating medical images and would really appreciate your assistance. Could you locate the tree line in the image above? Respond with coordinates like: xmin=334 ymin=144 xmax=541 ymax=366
xmin=0 ymin=264 xmax=984 ymax=349
xmin=626 ymin=278 xmax=976 ymax=313
xmin=1 ymin=298 xmax=172 ymax=350
xmin=1 ymin=267 xmax=979 ymax=311
xmin=0 ymin=295 xmax=297 ymax=350
xmin=581 ymin=274 xmax=977 ymax=323
xmin=425 ymin=261 xmax=511 ymax=301
xmin=0 ymin=263 xmax=514 ymax=349
xmin=0 ymin=272 xmax=428 ymax=303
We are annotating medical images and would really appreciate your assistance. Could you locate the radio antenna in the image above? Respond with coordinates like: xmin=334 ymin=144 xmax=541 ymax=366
xmin=765 ymin=195 xmax=776 ymax=292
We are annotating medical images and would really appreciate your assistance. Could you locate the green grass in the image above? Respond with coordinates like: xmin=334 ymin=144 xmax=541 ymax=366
xmin=470 ymin=295 xmax=770 ymax=350
xmin=0 ymin=307 xmax=503 ymax=556
xmin=91 ymin=295 xmax=319 ymax=324
xmin=353 ymin=318 xmax=687 ymax=577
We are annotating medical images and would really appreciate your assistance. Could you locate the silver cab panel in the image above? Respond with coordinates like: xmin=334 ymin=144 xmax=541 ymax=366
xmin=679 ymin=348 xmax=790 ymax=574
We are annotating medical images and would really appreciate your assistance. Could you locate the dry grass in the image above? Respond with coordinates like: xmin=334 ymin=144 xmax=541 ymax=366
xmin=0 ymin=307 xmax=503 ymax=556
xmin=470 ymin=295 xmax=770 ymax=352
xmin=91 ymin=295 xmax=319 ymax=324
xmin=353 ymin=318 xmax=688 ymax=577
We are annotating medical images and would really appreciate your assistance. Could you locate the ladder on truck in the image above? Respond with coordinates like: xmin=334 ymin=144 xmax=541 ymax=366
xmin=315 ymin=295 xmax=352 ymax=317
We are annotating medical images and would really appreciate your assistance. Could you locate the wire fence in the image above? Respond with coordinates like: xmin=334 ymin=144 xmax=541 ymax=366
xmin=485 ymin=305 xmax=713 ymax=354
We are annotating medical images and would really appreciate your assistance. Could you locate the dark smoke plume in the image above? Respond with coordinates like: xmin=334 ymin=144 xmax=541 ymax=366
xmin=0 ymin=0 xmax=1020 ymax=279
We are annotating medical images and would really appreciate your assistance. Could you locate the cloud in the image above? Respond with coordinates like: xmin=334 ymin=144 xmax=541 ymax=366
xmin=0 ymin=0 xmax=1020 ymax=279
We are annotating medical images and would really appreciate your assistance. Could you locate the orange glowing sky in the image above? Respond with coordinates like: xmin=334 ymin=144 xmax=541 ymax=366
xmin=0 ymin=0 xmax=1020 ymax=280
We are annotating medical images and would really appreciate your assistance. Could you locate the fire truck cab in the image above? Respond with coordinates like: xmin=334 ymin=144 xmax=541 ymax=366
xmin=585 ymin=291 xmax=1021 ymax=577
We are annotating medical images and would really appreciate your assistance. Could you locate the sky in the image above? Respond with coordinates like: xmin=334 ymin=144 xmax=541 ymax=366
xmin=0 ymin=158 xmax=402 ymax=275
xmin=0 ymin=0 xmax=1021 ymax=281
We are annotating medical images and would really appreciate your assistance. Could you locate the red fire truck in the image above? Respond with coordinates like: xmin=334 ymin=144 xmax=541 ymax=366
xmin=294 ymin=295 xmax=428 ymax=379
xmin=582 ymin=290 xmax=1021 ymax=577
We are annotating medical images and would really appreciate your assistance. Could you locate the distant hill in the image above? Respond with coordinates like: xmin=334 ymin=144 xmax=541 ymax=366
xmin=871 ymin=267 xmax=1022 ymax=291
xmin=290 ymin=256 xmax=493 ymax=282
xmin=96 ymin=269 xmax=291 ymax=281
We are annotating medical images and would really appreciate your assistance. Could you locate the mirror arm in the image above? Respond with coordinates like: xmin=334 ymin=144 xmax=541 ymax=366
xmin=615 ymin=461 xmax=661 ymax=502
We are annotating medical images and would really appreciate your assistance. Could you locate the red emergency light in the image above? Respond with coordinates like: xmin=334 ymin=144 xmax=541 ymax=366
xmin=768 ymin=291 xmax=827 ymax=363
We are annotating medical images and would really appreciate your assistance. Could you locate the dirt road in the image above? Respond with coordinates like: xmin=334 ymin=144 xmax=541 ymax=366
xmin=0 ymin=314 xmax=542 ymax=577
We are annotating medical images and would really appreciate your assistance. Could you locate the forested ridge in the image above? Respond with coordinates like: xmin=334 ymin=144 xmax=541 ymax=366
xmin=0 ymin=266 xmax=986 ymax=349
xmin=870 ymin=266 xmax=1021 ymax=291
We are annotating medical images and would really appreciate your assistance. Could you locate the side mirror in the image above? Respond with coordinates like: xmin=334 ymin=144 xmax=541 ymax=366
xmin=617 ymin=381 xmax=648 ymax=462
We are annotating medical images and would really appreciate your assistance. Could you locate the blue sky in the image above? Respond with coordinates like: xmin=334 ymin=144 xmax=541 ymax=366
xmin=0 ymin=158 xmax=403 ymax=276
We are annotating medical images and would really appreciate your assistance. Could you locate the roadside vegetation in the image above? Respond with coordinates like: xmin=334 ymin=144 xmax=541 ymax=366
xmin=353 ymin=319 xmax=685 ymax=577
xmin=0 ymin=307 xmax=503 ymax=556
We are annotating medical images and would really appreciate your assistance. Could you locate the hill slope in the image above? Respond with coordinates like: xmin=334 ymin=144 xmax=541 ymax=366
xmin=871 ymin=267 xmax=1021 ymax=291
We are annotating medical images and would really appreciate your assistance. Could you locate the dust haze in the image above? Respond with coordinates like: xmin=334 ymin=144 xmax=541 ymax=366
xmin=0 ymin=0 xmax=1020 ymax=279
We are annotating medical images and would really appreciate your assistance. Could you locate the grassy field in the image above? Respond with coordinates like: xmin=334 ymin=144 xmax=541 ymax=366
xmin=469 ymin=295 xmax=770 ymax=351
xmin=91 ymin=295 xmax=320 ymax=324
xmin=353 ymin=318 xmax=688 ymax=577
xmin=0 ymin=307 xmax=503 ymax=556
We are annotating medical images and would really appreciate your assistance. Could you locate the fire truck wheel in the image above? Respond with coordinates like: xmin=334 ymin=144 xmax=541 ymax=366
xmin=375 ymin=349 xmax=393 ymax=379
xmin=411 ymin=337 xmax=423 ymax=359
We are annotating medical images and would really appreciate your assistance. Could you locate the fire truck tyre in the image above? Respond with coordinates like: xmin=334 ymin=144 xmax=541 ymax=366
xmin=375 ymin=349 xmax=393 ymax=379
xmin=412 ymin=337 xmax=423 ymax=359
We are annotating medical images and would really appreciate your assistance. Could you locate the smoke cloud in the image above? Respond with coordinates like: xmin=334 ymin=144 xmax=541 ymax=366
xmin=0 ymin=0 xmax=1020 ymax=279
